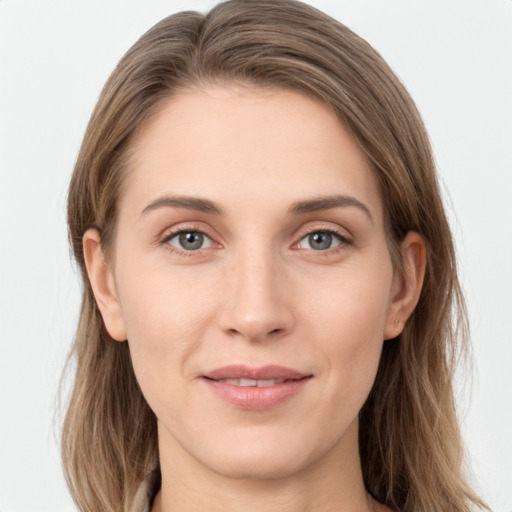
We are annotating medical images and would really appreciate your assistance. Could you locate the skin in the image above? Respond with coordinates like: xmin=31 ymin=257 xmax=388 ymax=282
xmin=84 ymin=86 xmax=425 ymax=512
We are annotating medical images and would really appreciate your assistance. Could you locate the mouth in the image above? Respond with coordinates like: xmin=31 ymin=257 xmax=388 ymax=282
xmin=203 ymin=364 xmax=311 ymax=382
xmin=209 ymin=377 xmax=290 ymax=387
xmin=202 ymin=365 xmax=313 ymax=410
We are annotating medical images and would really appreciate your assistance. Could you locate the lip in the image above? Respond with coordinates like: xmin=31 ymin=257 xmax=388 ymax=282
xmin=204 ymin=364 xmax=309 ymax=381
xmin=202 ymin=365 xmax=313 ymax=410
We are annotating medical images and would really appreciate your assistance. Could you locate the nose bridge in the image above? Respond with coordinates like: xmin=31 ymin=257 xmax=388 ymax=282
xmin=219 ymin=239 xmax=293 ymax=341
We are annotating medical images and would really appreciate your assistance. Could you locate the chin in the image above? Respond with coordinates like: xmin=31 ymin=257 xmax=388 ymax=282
xmin=208 ymin=450 xmax=310 ymax=481
xmin=191 ymin=426 xmax=334 ymax=482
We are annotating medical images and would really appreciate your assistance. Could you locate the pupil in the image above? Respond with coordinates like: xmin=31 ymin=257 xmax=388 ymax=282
xmin=309 ymin=232 xmax=332 ymax=250
xmin=179 ymin=232 xmax=203 ymax=250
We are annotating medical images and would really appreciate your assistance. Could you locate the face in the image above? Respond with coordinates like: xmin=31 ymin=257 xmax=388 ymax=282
xmin=88 ymin=86 xmax=410 ymax=481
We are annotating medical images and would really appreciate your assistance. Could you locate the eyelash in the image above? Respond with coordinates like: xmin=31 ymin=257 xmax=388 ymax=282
xmin=159 ymin=225 xmax=214 ymax=257
xmin=294 ymin=227 xmax=352 ymax=254
xmin=158 ymin=225 xmax=352 ymax=256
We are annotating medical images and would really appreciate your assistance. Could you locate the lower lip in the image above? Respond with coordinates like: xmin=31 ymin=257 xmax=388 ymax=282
xmin=204 ymin=377 xmax=311 ymax=410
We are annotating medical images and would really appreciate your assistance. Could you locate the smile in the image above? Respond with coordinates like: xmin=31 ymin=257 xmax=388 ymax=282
xmin=214 ymin=378 xmax=287 ymax=387
xmin=202 ymin=365 xmax=313 ymax=410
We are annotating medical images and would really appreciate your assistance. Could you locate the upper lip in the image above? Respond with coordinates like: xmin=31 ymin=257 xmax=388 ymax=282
xmin=203 ymin=365 xmax=311 ymax=381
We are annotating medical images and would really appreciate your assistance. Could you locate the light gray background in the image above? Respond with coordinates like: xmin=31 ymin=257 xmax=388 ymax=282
xmin=0 ymin=1 xmax=511 ymax=510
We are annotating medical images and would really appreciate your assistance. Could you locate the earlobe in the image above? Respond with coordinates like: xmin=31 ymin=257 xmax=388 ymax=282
xmin=83 ymin=229 xmax=127 ymax=342
xmin=384 ymin=231 xmax=426 ymax=340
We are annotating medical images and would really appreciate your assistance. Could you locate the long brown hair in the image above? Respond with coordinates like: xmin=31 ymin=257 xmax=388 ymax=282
xmin=63 ymin=1 xmax=487 ymax=510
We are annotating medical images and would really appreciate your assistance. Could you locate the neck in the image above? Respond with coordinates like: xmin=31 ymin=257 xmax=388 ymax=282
xmin=152 ymin=420 xmax=384 ymax=512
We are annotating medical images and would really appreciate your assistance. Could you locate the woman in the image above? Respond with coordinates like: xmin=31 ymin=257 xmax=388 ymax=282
xmin=62 ymin=1 xmax=488 ymax=511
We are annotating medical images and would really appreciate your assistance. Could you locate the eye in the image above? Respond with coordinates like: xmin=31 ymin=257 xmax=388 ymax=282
xmin=166 ymin=231 xmax=213 ymax=251
xmin=297 ymin=230 xmax=346 ymax=251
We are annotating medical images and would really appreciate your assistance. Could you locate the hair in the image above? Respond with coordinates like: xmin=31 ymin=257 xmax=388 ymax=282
xmin=63 ymin=1 xmax=487 ymax=511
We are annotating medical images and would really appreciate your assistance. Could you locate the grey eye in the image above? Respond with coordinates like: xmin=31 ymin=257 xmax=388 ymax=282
xmin=299 ymin=231 xmax=342 ymax=251
xmin=169 ymin=231 xmax=212 ymax=251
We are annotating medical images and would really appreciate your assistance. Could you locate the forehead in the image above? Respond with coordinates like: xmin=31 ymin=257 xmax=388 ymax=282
xmin=122 ymin=86 xmax=384 ymax=223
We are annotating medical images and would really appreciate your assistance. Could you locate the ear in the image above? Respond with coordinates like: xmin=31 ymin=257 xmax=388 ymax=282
xmin=384 ymin=231 xmax=426 ymax=340
xmin=83 ymin=228 xmax=127 ymax=342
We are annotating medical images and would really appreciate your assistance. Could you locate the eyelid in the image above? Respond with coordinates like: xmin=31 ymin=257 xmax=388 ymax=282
xmin=167 ymin=231 xmax=214 ymax=250
xmin=293 ymin=223 xmax=352 ymax=246
xmin=297 ymin=232 xmax=339 ymax=250
xmin=155 ymin=221 xmax=352 ymax=256
xmin=158 ymin=223 xmax=222 ymax=256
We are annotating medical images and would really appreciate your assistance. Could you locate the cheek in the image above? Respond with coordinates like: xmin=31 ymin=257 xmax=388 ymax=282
xmin=118 ymin=253 xmax=218 ymax=335
xmin=305 ymin=257 xmax=393 ymax=404
xmin=307 ymin=256 xmax=393 ymax=344
xmin=115 ymin=260 xmax=220 ymax=404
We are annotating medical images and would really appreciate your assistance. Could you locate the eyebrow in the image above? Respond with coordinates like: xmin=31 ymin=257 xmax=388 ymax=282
xmin=288 ymin=195 xmax=373 ymax=222
xmin=139 ymin=193 xmax=373 ymax=222
xmin=140 ymin=195 xmax=224 ymax=217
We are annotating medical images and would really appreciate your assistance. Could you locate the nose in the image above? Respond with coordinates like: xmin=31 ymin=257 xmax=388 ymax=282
xmin=217 ymin=247 xmax=295 ymax=343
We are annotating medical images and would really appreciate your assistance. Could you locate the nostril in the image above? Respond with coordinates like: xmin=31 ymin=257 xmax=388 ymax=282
xmin=225 ymin=327 xmax=283 ymax=339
